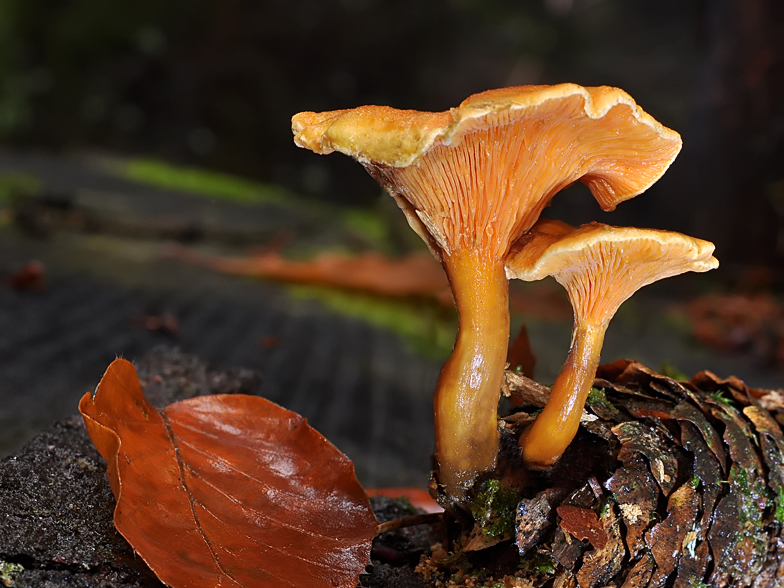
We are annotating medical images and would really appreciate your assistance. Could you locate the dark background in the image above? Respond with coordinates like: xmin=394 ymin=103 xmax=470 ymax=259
xmin=1 ymin=0 xmax=782 ymax=267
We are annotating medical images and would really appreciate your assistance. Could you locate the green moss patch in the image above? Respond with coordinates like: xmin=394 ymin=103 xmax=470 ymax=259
xmin=287 ymin=284 xmax=457 ymax=360
xmin=112 ymin=158 xmax=294 ymax=205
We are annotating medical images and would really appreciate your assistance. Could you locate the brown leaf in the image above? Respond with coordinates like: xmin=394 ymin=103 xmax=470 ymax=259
xmin=708 ymin=489 xmax=768 ymax=587
xmin=621 ymin=361 xmax=693 ymax=402
xmin=584 ymin=386 xmax=627 ymax=422
xmin=673 ymin=537 xmax=710 ymax=588
xmin=507 ymin=323 xmax=536 ymax=379
xmin=166 ymin=245 xmax=454 ymax=303
xmin=551 ymin=527 xmax=585 ymax=572
xmin=556 ymin=506 xmax=607 ymax=550
xmin=618 ymin=396 xmax=675 ymax=420
xmin=687 ymin=292 xmax=784 ymax=364
xmin=79 ymin=358 xmax=377 ymax=588
xmin=553 ymin=571 xmax=579 ymax=588
xmin=690 ymin=369 xmax=758 ymax=405
xmin=8 ymin=260 xmax=45 ymax=290
xmin=364 ymin=487 xmax=442 ymax=514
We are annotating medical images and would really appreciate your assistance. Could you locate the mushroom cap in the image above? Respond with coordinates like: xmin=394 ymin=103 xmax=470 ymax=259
xmin=293 ymin=84 xmax=682 ymax=207
xmin=293 ymin=84 xmax=682 ymax=259
xmin=506 ymin=219 xmax=719 ymax=325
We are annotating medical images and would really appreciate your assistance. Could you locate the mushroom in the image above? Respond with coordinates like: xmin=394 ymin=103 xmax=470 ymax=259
xmin=506 ymin=219 xmax=718 ymax=468
xmin=292 ymin=84 xmax=682 ymax=504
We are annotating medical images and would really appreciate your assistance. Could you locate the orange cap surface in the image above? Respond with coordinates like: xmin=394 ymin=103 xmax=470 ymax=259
xmin=506 ymin=219 xmax=719 ymax=325
xmin=293 ymin=84 xmax=682 ymax=260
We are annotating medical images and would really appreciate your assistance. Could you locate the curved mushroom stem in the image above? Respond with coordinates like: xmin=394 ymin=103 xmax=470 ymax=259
xmin=435 ymin=249 xmax=509 ymax=504
xmin=519 ymin=321 xmax=607 ymax=468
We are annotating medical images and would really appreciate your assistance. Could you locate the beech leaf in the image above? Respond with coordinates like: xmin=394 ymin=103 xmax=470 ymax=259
xmin=79 ymin=358 xmax=377 ymax=588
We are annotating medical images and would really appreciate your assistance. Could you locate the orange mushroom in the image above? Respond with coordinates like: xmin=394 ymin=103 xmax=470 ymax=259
xmin=293 ymin=84 xmax=682 ymax=504
xmin=506 ymin=219 xmax=718 ymax=468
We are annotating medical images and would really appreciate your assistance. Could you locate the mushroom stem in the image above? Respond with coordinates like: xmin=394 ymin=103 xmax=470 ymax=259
xmin=520 ymin=321 xmax=606 ymax=468
xmin=435 ymin=249 xmax=509 ymax=502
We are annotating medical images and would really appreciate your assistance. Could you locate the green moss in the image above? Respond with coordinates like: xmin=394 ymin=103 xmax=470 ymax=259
xmin=469 ymin=479 xmax=522 ymax=540
xmin=776 ymin=488 xmax=784 ymax=524
xmin=586 ymin=387 xmax=606 ymax=404
xmin=340 ymin=208 xmax=391 ymax=252
xmin=0 ymin=560 xmax=23 ymax=586
xmin=731 ymin=464 xmax=766 ymax=529
xmin=710 ymin=391 xmax=734 ymax=406
xmin=533 ymin=556 xmax=555 ymax=575
xmin=659 ymin=360 xmax=688 ymax=381
xmin=287 ymin=284 xmax=457 ymax=360
xmin=113 ymin=158 xmax=294 ymax=205
xmin=517 ymin=552 xmax=556 ymax=576
xmin=0 ymin=172 xmax=39 ymax=204
xmin=585 ymin=387 xmax=622 ymax=416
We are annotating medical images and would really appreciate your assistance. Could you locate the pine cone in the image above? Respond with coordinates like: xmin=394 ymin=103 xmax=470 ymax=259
xmin=502 ymin=359 xmax=784 ymax=588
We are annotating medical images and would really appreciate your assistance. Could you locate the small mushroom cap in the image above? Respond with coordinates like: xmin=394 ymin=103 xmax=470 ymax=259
xmin=506 ymin=219 xmax=719 ymax=325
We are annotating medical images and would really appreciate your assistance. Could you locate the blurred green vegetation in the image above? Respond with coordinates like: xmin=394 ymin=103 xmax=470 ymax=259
xmin=111 ymin=158 xmax=292 ymax=205
xmin=287 ymin=284 xmax=458 ymax=360
xmin=102 ymin=156 xmax=408 ymax=255
xmin=0 ymin=172 xmax=38 ymax=204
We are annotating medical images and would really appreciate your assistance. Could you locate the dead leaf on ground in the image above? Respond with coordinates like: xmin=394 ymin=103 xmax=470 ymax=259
xmin=508 ymin=323 xmax=536 ymax=379
xmin=79 ymin=358 xmax=377 ymax=588
xmin=164 ymin=244 xmax=454 ymax=304
xmin=129 ymin=312 xmax=179 ymax=337
xmin=365 ymin=487 xmax=443 ymax=514
xmin=7 ymin=260 xmax=45 ymax=291
xmin=687 ymin=292 xmax=784 ymax=365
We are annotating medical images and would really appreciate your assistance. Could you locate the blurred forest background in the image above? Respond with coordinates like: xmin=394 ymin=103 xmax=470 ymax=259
xmin=0 ymin=0 xmax=783 ymax=482
xmin=0 ymin=0 xmax=782 ymax=266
